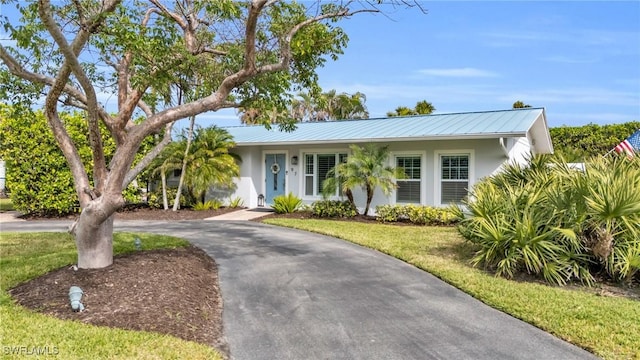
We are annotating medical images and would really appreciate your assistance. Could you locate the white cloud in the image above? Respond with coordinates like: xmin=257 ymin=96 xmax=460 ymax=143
xmin=417 ymin=68 xmax=499 ymax=78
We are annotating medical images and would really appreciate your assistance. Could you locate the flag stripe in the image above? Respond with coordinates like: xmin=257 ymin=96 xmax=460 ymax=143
xmin=613 ymin=129 xmax=640 ymax=158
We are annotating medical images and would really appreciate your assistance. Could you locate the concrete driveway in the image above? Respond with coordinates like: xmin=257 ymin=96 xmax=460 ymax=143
xmin=1 ymin=220 xmax=598 ymax=360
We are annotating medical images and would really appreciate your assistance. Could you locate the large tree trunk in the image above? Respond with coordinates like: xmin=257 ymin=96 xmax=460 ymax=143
xmin=74 ymin=213 xmax=115 ymax=269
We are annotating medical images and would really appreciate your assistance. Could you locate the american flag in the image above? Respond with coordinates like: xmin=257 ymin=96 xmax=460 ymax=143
xmin=614 ymin=129 xmax=640 ymax=157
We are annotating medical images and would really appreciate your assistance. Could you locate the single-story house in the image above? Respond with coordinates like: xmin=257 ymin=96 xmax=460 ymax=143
xmin=221 ymin=108 xmax=553 ymax=212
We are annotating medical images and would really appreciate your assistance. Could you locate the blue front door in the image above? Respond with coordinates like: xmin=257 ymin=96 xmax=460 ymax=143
xmin=265 ymin=153 xmax=286 ymax=204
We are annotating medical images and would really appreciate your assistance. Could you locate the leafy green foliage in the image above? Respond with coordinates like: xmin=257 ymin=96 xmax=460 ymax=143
xmin=0 ymin=105 xmax=150 ymax=215
xmin=322 ymin=144 xmax=404 ymax=215
xmin=386 ymin=100 xmax=435 ymax=117
xmin=375 ymin=204 xmax=459 ymax=225
xmin=193 ymin=199 xmax=222 ymax=211
xmin=458 ymin=154 xmax=640 ymax=285
xmin=312 ymin=200 xmax=357 ymax=218
xmin=147 ymin=187 xmax=191 ymax=209
xmin=151 ymin=126 xmax=240 ymax=204
xmin=550 ymin=122 xmax=640 ymax=162
xmin=272 ymin=192 xmax=303 ymax=214
xmin=227 ymin=196 xmax=244 ymax=208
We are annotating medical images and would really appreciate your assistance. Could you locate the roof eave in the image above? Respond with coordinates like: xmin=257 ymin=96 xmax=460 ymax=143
xmin=232 ymin=132 xmax=528 ymax=147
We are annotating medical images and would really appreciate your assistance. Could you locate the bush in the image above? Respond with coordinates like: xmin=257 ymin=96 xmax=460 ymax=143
xmin=458 ymin=154 xmax=640 ymax=285
xmin=375 ymin=204 xmax=459 ymax=225
xmin=193 ymin=199 xmax=223 ymax=211
xmin=375 ymin=205 xmax=407 ymax=222
xmin=312 ymin=200 xmax=357 ymax=218
xmin=272 ymin=192 xmax=303 ymax=214
xmin=227 ymin=196 xmax=244 ymax=208
xmin=0 ymin=105 xmax=148 ymax=215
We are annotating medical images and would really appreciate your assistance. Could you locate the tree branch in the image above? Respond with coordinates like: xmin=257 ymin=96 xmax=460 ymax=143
xmin=123 ymin=123 xmax=173 ymax=187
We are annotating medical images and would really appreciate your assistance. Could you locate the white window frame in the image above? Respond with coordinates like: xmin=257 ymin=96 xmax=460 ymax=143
xmin=299 ymin=149 xmax=348 ymax=200
xmin=434 ymin=150 xmax=474 ymax=206
xmin=392 ymin=151 xmax=426 ymax=205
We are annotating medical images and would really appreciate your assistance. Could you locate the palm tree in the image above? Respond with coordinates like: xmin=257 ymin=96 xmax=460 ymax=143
xmin=387 ymin=100 xmax=435 ymax=117
xmin=323 ymin=144 xmax=404 ymax=216
xmin=149 ymin=140 xmax=184 ymax=209
xmin=183 ymin=126 xmax=240 ymax=203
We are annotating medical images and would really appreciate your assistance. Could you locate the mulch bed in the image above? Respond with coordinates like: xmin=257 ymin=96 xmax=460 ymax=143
xmin=9 ymin=245 xmax=229 ymax=356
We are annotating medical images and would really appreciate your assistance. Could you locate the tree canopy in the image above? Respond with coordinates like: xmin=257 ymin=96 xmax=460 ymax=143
xmin=0 ymin=0 xmax=413 ymax=268
xmin=386 ymin=100 xmax=435 ymax=117
xmin=512 ymin=101 xmax=532 ymax=109
xmin=550 ymin=121 xmax=640 ymax=162
xmin=239 ymin=89 xmax=369 ymax=124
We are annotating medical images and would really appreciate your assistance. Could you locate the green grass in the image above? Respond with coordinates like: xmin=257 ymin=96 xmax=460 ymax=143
xmin=0 ymin=232 xmax=223 ymax=360
xmin=263 ymin=219 xmax=640 ymax=360
xmin=0 ymin=198 xmax=13 ymax=212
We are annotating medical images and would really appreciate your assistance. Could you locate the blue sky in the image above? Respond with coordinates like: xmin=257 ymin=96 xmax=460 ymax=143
xmin=204 ymin=1 xmax=640 ymax=129
xmin=2 ymin=1 xmax=638 ymax=130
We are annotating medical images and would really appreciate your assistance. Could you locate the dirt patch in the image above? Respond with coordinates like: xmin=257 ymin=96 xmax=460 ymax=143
xmin=9 ymin=246 xmax=228 ymax=356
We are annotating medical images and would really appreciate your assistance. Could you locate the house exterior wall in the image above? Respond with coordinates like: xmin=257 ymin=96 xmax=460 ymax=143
xmin=225 ymin=137 xmax=527 ymax=212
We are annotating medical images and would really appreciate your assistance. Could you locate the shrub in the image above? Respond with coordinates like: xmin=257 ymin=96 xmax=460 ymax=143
xmin=227 ymin=196 xmax=244 ymax=208
xmin=458 ymin=154 xmax=640 ymax=285
xmin=193 ymin=199 xmax=223 ymax=211
xmin=312 ymin=200 xmax=357 ymax=218
xmin=376 ymin=204 xmax=459 ymax=225
xmin=375 ymin=205 xmax=407 ymax=222
xmin=0 ymin=105 xmax=149 ymax=215
xmin=272 ymin=192 xmax=303 ymax=214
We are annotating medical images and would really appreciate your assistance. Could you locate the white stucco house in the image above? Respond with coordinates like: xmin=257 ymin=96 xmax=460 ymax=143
xmin=221 ymin=108 xmax=553 ymax=212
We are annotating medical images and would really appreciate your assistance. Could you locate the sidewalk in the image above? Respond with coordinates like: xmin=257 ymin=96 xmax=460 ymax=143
xmin=0 ymin=211 xmax=23 ymax=223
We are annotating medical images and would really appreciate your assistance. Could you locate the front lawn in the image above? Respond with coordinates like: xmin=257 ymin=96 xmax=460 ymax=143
xmin=263 ymin=219 xmax=640 ymax=360
xmin=0 ymin=232 xmax=223 ymax=360
xmin=0 ymin=198 xmax=13 ymax=212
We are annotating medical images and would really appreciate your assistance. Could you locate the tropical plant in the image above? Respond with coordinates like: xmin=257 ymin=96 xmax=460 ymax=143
xmin=458 ymin=154 xmax=640 ymax=285
xmin=240 ymin=89 xmax=369 ymax=124
xmin=228 ymin=196 xmax=244 ymax=208
xmin=193 ymin=199 xmax=223 ymax=211
xmin=386 ymin=100 xmax=435 ymax=117
xmin=323 ymin=144 xmax=404 ymax=216
xmin=152 ymin=126 xmax=240 ymax=208
xmin=512 ymin=100 xmax=532 ymax=108
xmin=272 ymin=192 xmax=303 ymax=214
xmin=0 ymin=0 xmax=398 ymax=269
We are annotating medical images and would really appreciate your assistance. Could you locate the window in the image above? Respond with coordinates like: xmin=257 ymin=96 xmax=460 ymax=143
xmin=303 ymin=152 xmax=347 ymax=197
xmin=440 ymin=154 xmax=469 ymax=204
xmin=396 ymin=156 xmax=421 ymax=203
xmin=172 ymin=169 xmax=182 ymax=177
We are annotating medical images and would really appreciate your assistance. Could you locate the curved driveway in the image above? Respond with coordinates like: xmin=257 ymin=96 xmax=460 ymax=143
xmin=1 ymin=220 xmax=597 ymax=360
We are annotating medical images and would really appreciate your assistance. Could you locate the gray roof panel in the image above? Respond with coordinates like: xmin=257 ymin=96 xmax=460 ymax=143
xmin=224 ymin=108 xmax=545 ymax=145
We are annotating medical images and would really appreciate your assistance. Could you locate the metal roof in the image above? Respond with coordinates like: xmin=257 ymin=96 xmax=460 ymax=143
xmin=224 ymin=108 xmax=548 ymax=147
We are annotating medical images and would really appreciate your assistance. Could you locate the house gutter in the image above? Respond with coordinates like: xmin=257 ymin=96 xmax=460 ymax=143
xmin=231 ymin=132 xmax=527 ymax=147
